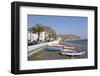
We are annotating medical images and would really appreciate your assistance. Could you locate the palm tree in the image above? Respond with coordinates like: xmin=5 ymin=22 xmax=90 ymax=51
xmin=44 ymin=26 xmax=57 ymax=41
xmin=48 ymin=33 xmax=52 ymax=41
xmin=32 ymin=23 xmax=44 ymax=43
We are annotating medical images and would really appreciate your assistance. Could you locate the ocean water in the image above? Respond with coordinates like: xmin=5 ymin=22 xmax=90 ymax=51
xmin=64 ymin=39 xmax=87 ymax=46
xmin=62 ymin=39 xmax=88 ymax=51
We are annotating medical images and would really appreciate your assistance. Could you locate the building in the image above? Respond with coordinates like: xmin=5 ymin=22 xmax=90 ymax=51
xmin=28 ymin=31 xmax=48 ymax=43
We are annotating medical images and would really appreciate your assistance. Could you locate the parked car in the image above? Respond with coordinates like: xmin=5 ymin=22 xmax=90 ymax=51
xmin=28 ymin=40 xmax=38 ymax=46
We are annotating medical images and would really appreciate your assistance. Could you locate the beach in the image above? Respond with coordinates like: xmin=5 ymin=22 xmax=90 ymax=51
xmin=28 ymin=39 xmax=88 ymax=61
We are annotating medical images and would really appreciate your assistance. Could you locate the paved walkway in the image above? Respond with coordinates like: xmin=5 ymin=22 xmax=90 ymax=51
xmin=28 ymin=40 xmax=60 ymax=56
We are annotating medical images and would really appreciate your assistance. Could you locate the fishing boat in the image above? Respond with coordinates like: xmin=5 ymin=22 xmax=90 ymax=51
xmin=46 ymin=45 xmax=62 ymax=51
xmin=61 ymin=49 xmax=85 ymax=56
xmin=64 ymin=45 xmax=75 ymax=50
xmin=46 ymin=44 xmax=75 ymax=51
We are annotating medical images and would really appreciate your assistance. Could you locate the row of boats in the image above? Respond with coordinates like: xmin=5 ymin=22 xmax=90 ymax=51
xmin=46 ymin=44 xmax=85 ymax=56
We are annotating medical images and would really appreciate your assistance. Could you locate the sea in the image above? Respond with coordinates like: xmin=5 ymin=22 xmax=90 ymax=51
xmin=62 ymin=39 xmax=88 ymax=52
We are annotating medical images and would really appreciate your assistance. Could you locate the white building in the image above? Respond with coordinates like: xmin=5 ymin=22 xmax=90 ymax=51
xmin=28 ymin=31 xmax=47 ymax=42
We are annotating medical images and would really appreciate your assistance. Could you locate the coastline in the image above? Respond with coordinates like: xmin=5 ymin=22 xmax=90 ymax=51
xmin=28 ymin=39 xmax=88 ymax=61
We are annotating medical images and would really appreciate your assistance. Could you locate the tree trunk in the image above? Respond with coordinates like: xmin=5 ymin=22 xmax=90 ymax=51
xmin=37 ymin=32 xmax=40 ymax=43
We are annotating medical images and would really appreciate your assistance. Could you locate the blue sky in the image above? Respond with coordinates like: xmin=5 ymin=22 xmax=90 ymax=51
xmin=28 ymin=15 xmax=88 ymax=39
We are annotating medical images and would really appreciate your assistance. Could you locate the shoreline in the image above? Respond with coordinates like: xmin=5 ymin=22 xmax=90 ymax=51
xmin=28 ymin=39 xmax=88 ymax=61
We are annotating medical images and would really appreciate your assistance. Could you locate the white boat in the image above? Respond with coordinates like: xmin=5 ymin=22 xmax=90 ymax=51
xmin=61 ymin=49 xmax=74 ymax=52
xmin=61 ymin=49 xmax=85 ymax=56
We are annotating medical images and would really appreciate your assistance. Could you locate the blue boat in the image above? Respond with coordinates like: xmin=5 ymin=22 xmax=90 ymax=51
xmin=46 ymin=47 xmax=61 ymax=51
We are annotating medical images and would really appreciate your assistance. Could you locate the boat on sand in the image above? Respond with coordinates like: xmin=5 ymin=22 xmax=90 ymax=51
xmin=46 ymin=44 xmax=85 ymax=56
xmin=61 ymin=49 xmax=85 ymax=56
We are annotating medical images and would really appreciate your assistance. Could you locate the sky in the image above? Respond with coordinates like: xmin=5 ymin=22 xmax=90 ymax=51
xmin=28 ymin=15 xmax=88 ymax=39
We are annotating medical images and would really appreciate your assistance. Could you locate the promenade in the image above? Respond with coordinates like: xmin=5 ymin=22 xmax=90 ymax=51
xmin=28 ymin=40 xmax=60 ymax=56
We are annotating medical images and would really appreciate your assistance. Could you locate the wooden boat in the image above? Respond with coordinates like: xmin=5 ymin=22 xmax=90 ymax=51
xmin=46 ymin=45 xmax=62 ymax=51
xmin=62 ymin=44 xmax=75 ymax=49
xmin=61 ymin=49 xmax=85 ymax=56
xmin=48 ymin=45 xmax=63 ymax=48
xmin=61 ymin=49 xmax=74 ymax=52
xmin=46 ymin=44 xmax=75 ymax=51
